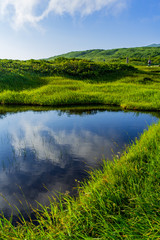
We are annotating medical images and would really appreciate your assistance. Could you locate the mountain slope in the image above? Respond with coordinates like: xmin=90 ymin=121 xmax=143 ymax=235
xmin=145 ymin=43 xmax=160 ymax=47
xmin=48 ymin=46 xmax=160 ymax=63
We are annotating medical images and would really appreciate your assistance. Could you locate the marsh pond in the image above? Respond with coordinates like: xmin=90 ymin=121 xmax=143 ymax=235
xmin=0 ymin=106 xmax=159 ymax=221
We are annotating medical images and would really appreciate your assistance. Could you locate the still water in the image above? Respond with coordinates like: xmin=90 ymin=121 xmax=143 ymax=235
xmin=0 ymin=107 xmax=159 ymax=220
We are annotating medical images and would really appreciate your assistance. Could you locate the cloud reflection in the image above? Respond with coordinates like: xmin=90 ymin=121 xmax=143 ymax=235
xmin=0 ymin=117 xmax=115 ymax=217
xmin=11 ymin=119 xmax=115 ymax=168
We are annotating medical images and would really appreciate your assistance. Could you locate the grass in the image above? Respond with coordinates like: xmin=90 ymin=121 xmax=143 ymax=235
xmin=0 ymin=118 xmax=160 ymax=239
xmin=0 ymin=71 xmax=46 ymax=92
xmin=0 ymin=66 xmax=160 ymax=111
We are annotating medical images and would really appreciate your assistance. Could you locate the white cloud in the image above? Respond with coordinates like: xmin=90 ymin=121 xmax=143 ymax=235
xmin=0 ymin=0 xmax=128 ymax=29
xmin=0 ymin=0 xmax=41 ymax=29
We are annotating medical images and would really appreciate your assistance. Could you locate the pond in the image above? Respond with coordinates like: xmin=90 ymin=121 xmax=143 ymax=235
xmin=0 ymin=106 xmax=159 ymax=221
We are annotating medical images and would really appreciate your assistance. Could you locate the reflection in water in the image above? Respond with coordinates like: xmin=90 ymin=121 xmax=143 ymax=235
xmin=0 ymin=108 xmax=159 ymax=220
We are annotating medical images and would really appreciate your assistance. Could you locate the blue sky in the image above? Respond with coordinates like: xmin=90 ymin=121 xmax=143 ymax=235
xmin=0 ymin=0 xmax=160 ymax=60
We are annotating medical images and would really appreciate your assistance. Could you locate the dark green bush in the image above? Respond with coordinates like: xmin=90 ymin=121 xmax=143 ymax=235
xmin=0 ymin=58 xmax=136 ymax=79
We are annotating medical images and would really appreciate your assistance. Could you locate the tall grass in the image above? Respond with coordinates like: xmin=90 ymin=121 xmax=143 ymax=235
xmin=0 ymin=69 xmax=160 ymax=110
xmin=0 ymin=59 xmax=160 ymax=111
xmin=0 ymin=119 xmax=160 ymax=239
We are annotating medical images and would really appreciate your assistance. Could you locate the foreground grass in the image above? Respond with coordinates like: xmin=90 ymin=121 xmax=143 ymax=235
xmin=0 ymin=121 xmax=160 ymax=239
xmin=0 ymin=66 xmax=160 ymax=111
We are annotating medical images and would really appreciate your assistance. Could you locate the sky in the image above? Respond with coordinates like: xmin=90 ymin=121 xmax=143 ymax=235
xmin=0 ymin=0 xmax=160 ymax=60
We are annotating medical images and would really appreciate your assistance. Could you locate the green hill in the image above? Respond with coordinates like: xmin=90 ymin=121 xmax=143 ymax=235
xmin=48 ymin=46 xmax=160 ymax=65
xmin=145 ymin=43 xmax=160 ymax=47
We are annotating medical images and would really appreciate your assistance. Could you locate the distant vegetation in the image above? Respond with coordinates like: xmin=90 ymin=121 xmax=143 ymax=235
xmin=0 ymin=58 xmax=135 ymax=79
xmin=146 ymin=43 xmax=160 ymax=47
xmin=47 ymin=46 xmax=160 ymax=65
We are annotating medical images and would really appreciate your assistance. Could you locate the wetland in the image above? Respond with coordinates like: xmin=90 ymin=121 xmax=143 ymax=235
xmin=0 ymin=107 xmax=159 ymax=221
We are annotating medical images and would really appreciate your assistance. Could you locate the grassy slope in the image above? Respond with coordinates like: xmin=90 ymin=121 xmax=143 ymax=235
xmin=47 ymin=47 xmax=160 ymax=64
xmin=0 ymin=118 xmax=160 ymax=239
xmin=1 ymin=66 xmax=160 ymax=111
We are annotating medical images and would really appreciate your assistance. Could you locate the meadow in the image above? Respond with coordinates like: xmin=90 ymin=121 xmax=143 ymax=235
xmin=0 ymin=57 xmax=160 ymax=239
xmin=0 ymin=58 xmax=160 ymax=111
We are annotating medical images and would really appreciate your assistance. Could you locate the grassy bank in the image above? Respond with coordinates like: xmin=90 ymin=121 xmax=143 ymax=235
xmin=0 ymin=58 xmax=160 ymax=111
xmin=0 ymin=117 xmax=160 ymax=239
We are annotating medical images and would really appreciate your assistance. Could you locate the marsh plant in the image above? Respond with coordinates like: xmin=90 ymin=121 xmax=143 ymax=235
xmin=0 ymin=58 xmax=160 ymax=111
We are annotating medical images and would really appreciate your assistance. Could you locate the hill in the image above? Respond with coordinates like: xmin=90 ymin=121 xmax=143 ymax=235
xmin=47 ymin=46 xmax=160 ymax=65
xmin=145 ymin=43 xmax=160 ymax=47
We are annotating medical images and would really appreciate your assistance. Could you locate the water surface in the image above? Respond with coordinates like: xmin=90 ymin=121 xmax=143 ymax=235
xmin=0 ymin=107 xmax=159 ymax=220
